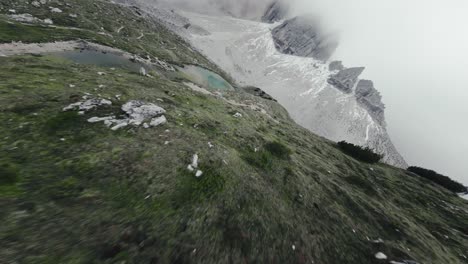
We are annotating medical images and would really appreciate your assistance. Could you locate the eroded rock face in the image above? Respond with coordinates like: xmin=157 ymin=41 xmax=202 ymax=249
xmin=327 ymin=67 xmax=365 ymax=93
xmin=243 ymin=86 xmax=277 ymax=102
xmin=261 ymin=1 xmax=288 ymax=23
xmin=271 ymin=17 xmax=338 ymax=61
xmin=329 ymin=61 xmax=344 ymax=72
xmin=355 ymin=80 xmax=385 ymax=126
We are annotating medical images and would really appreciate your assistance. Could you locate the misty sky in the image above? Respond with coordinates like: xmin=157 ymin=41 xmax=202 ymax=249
xmin=290 ymin=0 xmax=468 ymax=184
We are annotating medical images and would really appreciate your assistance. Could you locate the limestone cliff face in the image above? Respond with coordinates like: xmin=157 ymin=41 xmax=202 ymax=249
xmin=327 ymin=67 xmax=365 ymax=93
xmin=271 ymin=17 xmax=338 ymax=61
xmin=355 ymin=80 xmax=386 ymax=127
xmin=261 ymin=1 xmax=288 ymax=23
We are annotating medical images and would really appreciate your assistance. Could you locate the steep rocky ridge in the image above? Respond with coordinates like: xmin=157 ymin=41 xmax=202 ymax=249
xmin=261 ymin=0 xmax=289 ymax=23
xmin=272 ymin=16 xmax=339 ymax=61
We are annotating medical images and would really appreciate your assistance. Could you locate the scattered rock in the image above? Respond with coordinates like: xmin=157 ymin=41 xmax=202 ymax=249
xmin=8 ymin=9 xmax=16 ymax=14
xmin=69 ymin=14 xmax=78 ymax=18
xmin=43 ymin=18 xmax=53 ymax=25
xmin=390 ymin=261 xmax=419 ymax=264
xmin=292 ymin=245 xmax=296 ymax=251
xmin=9 ymin=14 xmax=41 ymax=23
xmin=31 ymin=1 xmax=41 ymax=7
xmin=122 ymin=100 xmax=166 ymax=126
xmin=63 ymin=98 xmax=112 ymax=112
xmin=208 ymin=142 xmax=214 ymax=148
xmin=139 ymin=67 xmax=147 ymax=76
xmin=375 ymin=252 xmax=387 ymax=260
xmin=50 ymin=7 xmax=62 ymax=13
xmin=195 ymin=170 xmax=203 ymax=177
xmin=88 ymin=116 xmax=115 ymax=123
xmin=150 ymin=116 xmax=167 ymax=127
xmin=233 ymin=112 xmax=243 ymax=118
xmin=111 ymin=122 xmax=128 ymax=131
xmin=191 ymin=154 xmax=199 ymax=169
xmin=86 ymin=100 xmax=167 ymax=130
xmin=187 ymin=165 xmax=194 ymax=172
xmin=97 ymin=72 xmax=106 ymax=76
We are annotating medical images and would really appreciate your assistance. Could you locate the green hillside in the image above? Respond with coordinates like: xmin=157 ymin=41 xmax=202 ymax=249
xmin=1 ymin=1 xmax=467 ymax=263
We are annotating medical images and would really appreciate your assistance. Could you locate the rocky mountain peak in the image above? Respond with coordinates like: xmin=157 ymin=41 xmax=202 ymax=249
xmin=327 ymin=67 xmax=365 ymax=93
xmin=271 ymin=16 xmax=339 ymax=61
xmin=355 ymin=80 xmax=386 ymax=126
xmin=261 ymin=0 xmax=289 ymax=23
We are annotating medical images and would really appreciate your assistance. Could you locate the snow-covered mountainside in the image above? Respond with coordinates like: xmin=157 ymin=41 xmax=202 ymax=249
xmin=126 ymin=1 xmax=407 ymax=167
xmin=165 ymin=12 xmax=408 ymax=167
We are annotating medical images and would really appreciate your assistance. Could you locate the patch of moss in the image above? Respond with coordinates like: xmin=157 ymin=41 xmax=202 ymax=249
xmin=241 ymin=141 xmax=291 ymax=170
xmin=45 ymin=177 xmax=83 ymax=200
xmin=344 ymin=175 xmax=378 ymax=196
xmin=172 ymin=162 xmax=226 ymax=208
xmin=264 ymin=141 xmax=291 ymax=159
xmin=44 ymin=111 xmax=81 ymax=133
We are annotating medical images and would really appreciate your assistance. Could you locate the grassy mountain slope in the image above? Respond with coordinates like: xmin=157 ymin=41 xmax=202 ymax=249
xmin=1 ymin=1 xmax=467 ymax=263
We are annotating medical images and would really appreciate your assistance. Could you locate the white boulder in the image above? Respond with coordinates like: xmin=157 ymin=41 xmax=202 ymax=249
xmin=375 ymin=252 xmax=387 ymax=260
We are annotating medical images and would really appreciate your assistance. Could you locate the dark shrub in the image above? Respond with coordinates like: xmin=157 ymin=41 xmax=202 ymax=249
xmin=264 ymin=141 xmax=291 ymax=159
xmin=45 ymin=111 xmax=80 ymax=133
xmin=46 ymin=177 xmax=83 ymax=200
xmin=0 ymin=163 xmax=19 ymax=185
xmin=242 ymin=141 xmax=291 ymax=170
xmin=337 ymin=141 xmax=382 ymax=163
xmin=408 ymin=166 xmax=467 ymax=193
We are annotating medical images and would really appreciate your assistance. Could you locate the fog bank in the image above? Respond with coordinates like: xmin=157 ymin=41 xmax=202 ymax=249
xmin=291 ymin=0 xmax=468 ymax=185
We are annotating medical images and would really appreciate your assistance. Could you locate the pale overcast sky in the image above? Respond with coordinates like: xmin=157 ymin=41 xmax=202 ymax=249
xmin=291 ymin=0 xmax=468 ymax=184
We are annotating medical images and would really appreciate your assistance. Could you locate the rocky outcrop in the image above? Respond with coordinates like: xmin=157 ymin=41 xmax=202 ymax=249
xmin=271 ymin=17 xmax=338 ymax=61
xmin=261 ymin=1 xmax=288 ymax=23
xmin=329 ymin=61 xmax=344 ymax=71
xmin=243 ymin=86 xmax=277 ymax=102
xmin=327 ymin=67 xmax=365 ymax=93
xmin=355 ymin=80 xmax=385 ymax=126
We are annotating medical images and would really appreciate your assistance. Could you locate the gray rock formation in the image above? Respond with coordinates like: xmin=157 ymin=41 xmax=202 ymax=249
xmin=243 ymin=86 xmax=277 ymax=102
xmin=271 ymin=17 xmax=338 ymax=61
xmin=329 ymin=61 xmax=344 ymax=71
xmin=355 ymin=80 xmax=385 ymax=126
xmin=327 ymin=67 xmax=365 ymax=93
xmin=261 ymin=1 xmax=288 ymax=23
